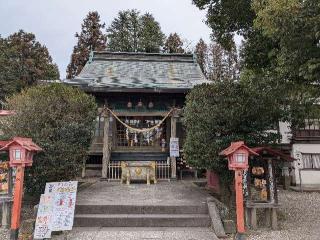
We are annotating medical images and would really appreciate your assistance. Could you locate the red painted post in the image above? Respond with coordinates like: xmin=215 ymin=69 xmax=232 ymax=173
xmin=219 ymin=141 xmax=259 ymax=240
xmin=10 ymin=166 xmax=25 ymax=240
xmin=0 ymin=137 xmax=42 ymax=240
xmin=235 ymin=169 xmax=245 ymax=233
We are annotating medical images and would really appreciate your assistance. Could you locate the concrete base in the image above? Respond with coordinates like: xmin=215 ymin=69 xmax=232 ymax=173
xmin=234 ymin=233 xmax=246 ymax=240
xmin=223 ymin=219 xmax=236 ymax=234
xmin=290 ymin=185 xmax=320 ymax=193
xmin=207 ymin=198 xmax=226 ymax=238
xmin=10 ymin=229 xmax=19 ymax=240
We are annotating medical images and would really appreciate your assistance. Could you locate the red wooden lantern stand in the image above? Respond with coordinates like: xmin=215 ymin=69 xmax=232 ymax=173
xmin=0 ymin=137 xmax=42 ymax=240
xmin=220 ymin=141 xmax=258 ymax=240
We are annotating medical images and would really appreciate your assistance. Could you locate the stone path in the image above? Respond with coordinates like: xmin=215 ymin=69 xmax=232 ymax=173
xmin=76 ymin=181 xmax=209 ymax=206
xmin=51 ymin=227 xmax=219 ymax=240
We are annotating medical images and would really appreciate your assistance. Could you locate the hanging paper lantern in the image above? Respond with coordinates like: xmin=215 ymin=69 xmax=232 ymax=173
xmin=127 ymin=101 xmax=132 ymax=108
xmin=148 ymin=101 xmax=154 ymax=109
xmin=137 ymin=99 xmax=143 ymax=108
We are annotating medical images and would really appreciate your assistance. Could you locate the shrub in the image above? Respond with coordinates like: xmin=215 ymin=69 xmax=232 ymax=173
xmin=3 ymin=83 xmax=97 ymax=195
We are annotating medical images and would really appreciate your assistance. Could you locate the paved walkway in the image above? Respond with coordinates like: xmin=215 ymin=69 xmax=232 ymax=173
xmin=76 ymin=181 xmax=210 ymax=206
xmin=52 ymin=227 xmax=219 ymax=240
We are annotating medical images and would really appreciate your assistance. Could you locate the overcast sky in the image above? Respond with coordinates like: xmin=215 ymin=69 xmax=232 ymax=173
xmin=0 ymin=0 xmax=213 ymax=79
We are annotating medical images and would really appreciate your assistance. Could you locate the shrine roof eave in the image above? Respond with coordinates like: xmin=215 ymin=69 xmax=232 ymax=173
xmin=251 ymin=146 xmax=295 ymax=162
xmin=65 ymin=84 xmax=192 ymax=94
xmin=0 ymin=141 xmax=10 ymax=148
xmin=219 ymin=141 xmax=259 ymax=157
xmin=0 ymin=137 xmax=42 ymax=152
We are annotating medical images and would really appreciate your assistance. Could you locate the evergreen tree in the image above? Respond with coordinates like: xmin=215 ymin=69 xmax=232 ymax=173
xmin=195 ymin=38 xmax=208 ymax=76
xmin=107 ymin=10 xmax=165 ymax=53
xmin=0 ymin=30 xmax=59 ymax=100
xmin=194 ymin=38 xmax=239 ymax=81
xmin=164 ymin=33 xmax=185 ymax=53
xmin=207 ymin=42 xmax=238 ymax=81
xmin=193 ymin=0 xmax=255 ymax=50
xmin=139 ymin=13 xmax=165 ymax=52
xmin=66 ymin=11 xmax=107 ymax=79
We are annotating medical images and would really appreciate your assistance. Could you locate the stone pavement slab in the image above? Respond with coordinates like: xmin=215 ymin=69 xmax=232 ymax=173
xmin=51 ymin=227 xmax=219 ymax=240
xmin=76 ymin=181 xmax=209 ymax=206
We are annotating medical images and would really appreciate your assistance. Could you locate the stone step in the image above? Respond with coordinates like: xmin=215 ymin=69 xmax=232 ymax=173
xmin=74 ymin=214 xmax=211 ymax=227
xmin=75 ymin=204 xmax=208 ymax=215
xmin=55 ymin=227 xmax=219 ymax=240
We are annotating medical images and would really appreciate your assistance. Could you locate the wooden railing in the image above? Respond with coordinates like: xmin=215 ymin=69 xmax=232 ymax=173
xmin=156 ymin=160 xmax=171 ymax=181
xmin=107 ymin=161 xmax=121 ymax=181
xmin=292 ymin=129 xmax=320 ymax=141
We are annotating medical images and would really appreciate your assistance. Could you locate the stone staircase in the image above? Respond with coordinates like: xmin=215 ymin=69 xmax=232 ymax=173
xmin=74 ymin=203 xmax=211 ymax=228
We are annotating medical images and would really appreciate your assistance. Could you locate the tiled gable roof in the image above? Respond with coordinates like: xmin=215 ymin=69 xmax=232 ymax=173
xmin=65 ymin=52 xmax=209 ymax=92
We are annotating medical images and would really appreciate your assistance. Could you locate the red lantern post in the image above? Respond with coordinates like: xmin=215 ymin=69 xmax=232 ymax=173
xmin=220 ymin=141 xmax=258 ymax=239
xmin=0 ymin=137 xmax=42 ymax=240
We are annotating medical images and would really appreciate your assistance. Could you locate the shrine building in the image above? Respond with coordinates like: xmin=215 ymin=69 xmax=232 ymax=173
xmin=65 ymin=52 xmax=208 ymax=181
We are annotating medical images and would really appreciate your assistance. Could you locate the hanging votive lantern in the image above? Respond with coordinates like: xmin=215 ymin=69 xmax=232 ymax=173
xmin=127 ymin=100 xmax=132 ymax=108
xmin=137 ymin=99 xmax=143 ymax=108
xmin=148 ymin=101 xmax=154 ymax=109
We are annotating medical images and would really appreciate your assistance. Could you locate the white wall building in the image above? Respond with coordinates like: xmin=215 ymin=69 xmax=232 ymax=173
xmin=279 ymin=121 xmax=320 ymax=187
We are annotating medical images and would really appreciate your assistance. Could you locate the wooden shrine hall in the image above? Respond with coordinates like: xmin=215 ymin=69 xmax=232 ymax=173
xmin=65 ymin=51 xmax=208 ymax=182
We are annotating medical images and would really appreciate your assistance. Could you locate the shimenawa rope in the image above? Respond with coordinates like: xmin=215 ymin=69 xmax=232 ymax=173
xmin=105 ymin=108 xmax=174 ymax=133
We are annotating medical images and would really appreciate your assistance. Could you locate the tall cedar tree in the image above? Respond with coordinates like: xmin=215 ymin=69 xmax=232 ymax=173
xmin=107 ymin=10 xmax=165 ymax=52
xmin=194 ymin=38 xmax=239 ymax=81
xmin=140 ymin=13 xmax=166 ymax=53
xmin=164 ymin=33 xmax=185 ymax=53
xmin=0 ymin=30 xmax=59 ymax=100
xmin=66 ymin=11 xmax=107 ymax=79
xmin=195 ymin=38 xmax=208 ymax=76
xmin=208 ymin=41 xmax=239 ymax=81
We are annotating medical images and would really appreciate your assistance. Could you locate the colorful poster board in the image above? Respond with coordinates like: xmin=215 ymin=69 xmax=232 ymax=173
xmin=34 ymin=194 xmax=54 ymax=239
xmin=170 ymin=137 xmax=179 ymax=157
xmin=45 ymin=181 xmax=78 ymax=231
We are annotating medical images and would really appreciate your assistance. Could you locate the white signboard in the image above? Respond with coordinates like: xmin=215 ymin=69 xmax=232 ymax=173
xmin=34 ymin=194 xmax=54 ymax=239
xmin=170 ymin=137 xmax=179 ymax=157
xmin=45 ymin=181 xmax=78 ymax=231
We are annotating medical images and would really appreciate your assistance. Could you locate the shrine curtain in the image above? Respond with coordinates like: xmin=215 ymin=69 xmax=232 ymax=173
xmin=302 ymin=154 xmax=320 ymax=169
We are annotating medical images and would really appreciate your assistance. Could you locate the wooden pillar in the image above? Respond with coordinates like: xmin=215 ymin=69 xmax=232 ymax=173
xmin=265 ymin=208 xmax=271 ymax=227
xmin=267 ymin=159 xmax=275 ymax=203
xmin=170 ymin=111 xmax=178 ymax=180
xmin=271 ymin=208 xmax=278 ymax=230
xmin=235 ymin=170 xmax=245 ymax=233
xmin=250 ymin=207 xmax=257 ymax=230
xmin=101 ymin=110 xmax=111 ymax=180
xmin=2 ymin=168 xmax=13 ymax=228
xmin=81 ymin=158 xmax=86 ymax=178
xmin=10 ymin=166 xmax=24 ymax=240
xmin=2 ymin=201 xmax=11 ymax=228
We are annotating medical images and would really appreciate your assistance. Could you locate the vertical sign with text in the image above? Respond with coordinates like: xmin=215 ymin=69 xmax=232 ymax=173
xmin=34 ymin=194 xmax=54 ymax=239
xmin=45 ymin=181 xmax=78 ymax=231
xmin=170 ymin=137 xmax=179 ymax=157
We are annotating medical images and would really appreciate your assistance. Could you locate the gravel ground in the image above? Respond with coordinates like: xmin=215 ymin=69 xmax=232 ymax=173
xmin=0 ymin=228 xmax=9 ymax=240
xmin=246 ymin=189 xmax=320 ymax=240
xmin=1 ymin=189 xmax=319 ymax=240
